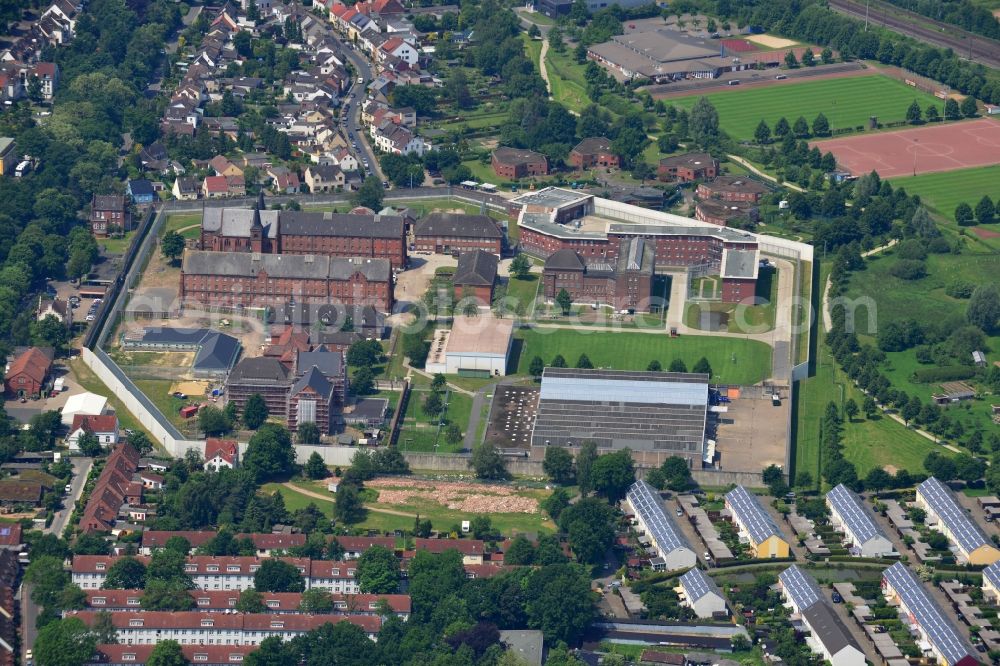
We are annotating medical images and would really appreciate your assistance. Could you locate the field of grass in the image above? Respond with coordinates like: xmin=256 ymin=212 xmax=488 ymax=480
xmin=513 ymin=328 xmax=772 ymax=384
xmin=669 ymin=74 xmax=945 ymax=141
xmin=269 ymin=480 xmax=556 ymax=536
xmin=792 ymin=262 xmax=957 ymax=487
xmin=890 ymin=164 xmax=1000 ymax=229
xmin=544 ymin=47 xmax=593 ymax=114
xmin=504 ymin=274 xmax=540 ymax=315
xmin=685 ymin=267 xmax=777 ymax=333
xmin=98 ymin=231 xmax=135 ymax=255
xmin=133 ymin=378 xmax=202 ymax=436
xmin=398 ymin=388 xmax=473 ymax=453
xmin=162 ymin=213 xmax=202 ymax=238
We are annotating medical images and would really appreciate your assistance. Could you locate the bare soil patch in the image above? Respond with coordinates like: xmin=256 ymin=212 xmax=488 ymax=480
xmin=367 ymin=477 xmax=540 ymax=514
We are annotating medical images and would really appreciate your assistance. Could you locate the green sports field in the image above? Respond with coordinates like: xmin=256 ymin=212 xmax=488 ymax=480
xmin=669 ymin=74 xmax=944 ymax=141
xmin=514 ymin=328 xmax=772 ymax=385
xmin=890 ymin=164 xmax=1000 ymax=225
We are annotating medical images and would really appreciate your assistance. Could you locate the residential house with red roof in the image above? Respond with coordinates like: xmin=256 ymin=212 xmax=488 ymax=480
xmin=66 ymin=414 xmax=120 ymax=451
xmin=204 ymin=438 xmax=239 ymax=471
xmin=3 ymin=346 xmax=52 ymax=399
xmin=80 ymin=442 xmax=140 ymax=533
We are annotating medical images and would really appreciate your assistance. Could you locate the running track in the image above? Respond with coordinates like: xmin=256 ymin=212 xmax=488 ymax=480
xmin=811 ymin=118 xmax=1000 ymax=178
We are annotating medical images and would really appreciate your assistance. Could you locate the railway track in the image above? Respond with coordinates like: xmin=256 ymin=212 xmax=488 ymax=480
xmin=827 ymin=0 xmax=1000 ymax=70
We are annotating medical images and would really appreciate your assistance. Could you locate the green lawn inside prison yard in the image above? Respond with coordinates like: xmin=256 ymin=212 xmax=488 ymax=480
xmin=162 ymin=212 xmax=203 ymax=240
xmin=397 ymin=388 xmax=473 ymax=454
xmin=513 ymin=328 xmax=772 ymax=385
xmin=669 ymin=74 xmax=945 ymax=141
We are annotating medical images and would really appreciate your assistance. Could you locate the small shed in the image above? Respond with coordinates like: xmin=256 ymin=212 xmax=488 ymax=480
xmin=179 ymin=404 xmax=200 ymax=419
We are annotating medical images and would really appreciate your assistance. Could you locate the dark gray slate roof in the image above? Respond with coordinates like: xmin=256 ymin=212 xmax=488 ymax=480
xmin=314 ymin=331 xmax=363 ymax=347
xmin=800 ymin=602 xmax=864 ymax=658
xmin=415 ymin=213 xmax=503 ymax=240
xmin=202 ymin=208 xmax=279 ymax=238
xmin=280 ymin=211 xmax=404 ymax=239
xmin=543 ymin=249 xmax=585 ymax=271
xmin=296 ymin=349 xmax=343 ymax=379
xmin=228 ymin=357 xmax=291 ymax=383
xmin=290 ymin=365 xmax=333 ymax=400
xmin=346 ymin=398 xmax=388 ymax=422
xmin=183 ymin=251 xmax=391 ymax=282
xmin=194 ymin=332 xmax=242 ymax=371
xmin=454 ymin=250 xmax=499 ymax=287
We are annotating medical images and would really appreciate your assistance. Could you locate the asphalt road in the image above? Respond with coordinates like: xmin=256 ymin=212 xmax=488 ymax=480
xmin=327 ymin=33 xmax=384 ymax=181
xmin=21 ymin=456 xmax=92 ymax=663
xmin=828 ymin=0 xmax=1000 ymax=70
xmin=49 ymin=456 xmax=93 ymax=538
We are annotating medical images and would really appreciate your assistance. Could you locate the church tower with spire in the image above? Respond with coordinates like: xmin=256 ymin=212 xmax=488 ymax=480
xmin=250 ymin=193 xmax=265 ymax=253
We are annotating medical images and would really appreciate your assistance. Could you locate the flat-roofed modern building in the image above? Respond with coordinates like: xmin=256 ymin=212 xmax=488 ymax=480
xmin=915 ymin=477 xmax=1000 ymax=565
xmin=826 ymin=484 xmax=895 ymax=558
xmin=531 ymin=369 xmax=709 ymax=466
xmin=882 ymin=562 xmax=980 ymax=666
xmin=424 ymin=315 xmax=514 ymax=377
xmin=625 ymin=480 xmax=697 ymax=572
xmin=724 ymin=486 xmax=790 ymax=559
xmin=676 ymin=568 xmax=726 ymax=618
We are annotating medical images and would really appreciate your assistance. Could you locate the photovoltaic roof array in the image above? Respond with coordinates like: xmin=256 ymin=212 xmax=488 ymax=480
xmin=725 ymin=485 xmax=782 ymax=544
xmin=627 ymin=480 xmax=693 ymax=555
xmin=779 ymin=565 xmax=823 ymax=611
xmin=680 ymin=567 xmax=721 ymax=603
xmin=884 ymin=562 xmax=976 ymax=666
xmin=917 ymin=477 xmax=992 ymax=555
xmin=827 ymin=483 xmax=888 ymax=546
xmin=985 ymin=561 xmax=1000 ymax=595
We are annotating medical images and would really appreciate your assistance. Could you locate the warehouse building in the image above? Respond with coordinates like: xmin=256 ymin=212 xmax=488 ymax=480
xmin=676 ymin=568 xmax=727 ymax=618
xmin=826 ymin=484 xmax=895 ymax=558
xmin=625 ymin=480 xmax=697 ymax=572
xmin=915 ymin=477 xmax=1000 ymax=565
xmin=882 ymin=562 xmax=980 ymax=666
xmin=530 ymin=369 xmax=709 ymax=466
xmin=724 ymin=485 xmax=790 ymax=558
xmin=424 ymin=315 xmax=514 ymax=378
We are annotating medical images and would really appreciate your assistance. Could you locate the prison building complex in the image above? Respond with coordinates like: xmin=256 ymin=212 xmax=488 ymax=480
xmin=510 ymin=187 xmax=759 ymax=303
xmin=180 ymin=251 xmax=394 ymax=313
xmin=724 ymin=485 xmax=790 ymax=558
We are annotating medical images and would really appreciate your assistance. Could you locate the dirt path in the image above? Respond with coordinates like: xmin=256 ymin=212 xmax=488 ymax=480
xmin=727 ymin=154 xmax=806 ymax=193
xmin=538 ymin=38 xmax=553 ymax=98
xmin=281 ymin=482 xmax=418 ymax=517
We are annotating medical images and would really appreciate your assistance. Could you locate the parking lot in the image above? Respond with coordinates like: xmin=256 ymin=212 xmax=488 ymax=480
xmin=484 ymin=385 xmax=539 ymax=450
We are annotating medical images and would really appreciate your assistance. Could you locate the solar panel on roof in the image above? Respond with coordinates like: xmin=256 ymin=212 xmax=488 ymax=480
xmin=827 ymin=483 xmax=888 ymax=547
xmin=680 ymin=568 xmax=720 ymax=603
xmin=626 ymin=480 xmax=693 ymax=557
xmin=539 ymin=375 xmax=708 ymax=406
xmin=725 ymin=486 xmax=781 ymax=545
xmin=779 ymin=565 xmax=823 ymax=611
xmin=917 ymin=477 xmax=991 ymax=556
xmin=884 ymin=563 xmax=976 ymax=666
xmin=984 ymin=561 xmax=1000 ymax=594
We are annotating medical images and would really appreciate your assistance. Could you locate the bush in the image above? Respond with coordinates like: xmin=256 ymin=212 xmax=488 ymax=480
xmin=911 ymin=366 xmax=976 ymax=383
xmin=896 ymin=239 xmax=927 ymax=260
xmin=889 ymin=260 xmax=927 ymax=280
xmin=946 ymin=281 xmax=976 ymax=299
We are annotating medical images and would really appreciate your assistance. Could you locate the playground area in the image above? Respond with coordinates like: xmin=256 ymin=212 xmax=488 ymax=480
xmin=813 ymin=118 xmax=1000 ymax=177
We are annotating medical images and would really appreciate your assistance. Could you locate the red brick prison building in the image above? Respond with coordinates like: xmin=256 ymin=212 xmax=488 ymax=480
xmin=657 ymin=152 xmax=719 ymax=182
xmin=569 ymin=137 xmax=620 ymax=170
xmin=511 ymin=187 xmax=759 ymax=303
xmin=491 ymin=147 xmax=549 ymax=179
xmin=695 ymin=198 xmax=760 ymax=227
xmin=180 ymin=251 xmax=394 ymax=313
xmin=542 ymin=238 xmax=656 ymax=311
xmin=199 ymin=198 xmax=407 ymax=269
xmin=413 ymin=212 xmax=505 ymax=254
xmin=696 ymin=175 xmax=769 ymax=203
